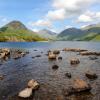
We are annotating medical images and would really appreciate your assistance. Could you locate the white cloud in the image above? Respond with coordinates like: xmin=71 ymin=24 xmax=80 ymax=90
xmin=46 ymin=9 xmax=66 ymax=20
xmin=65 ymin=25 xmax=73 ymax=29
xmin=29 ymin=19 xmax=52 ymax=28
xmin=0 ymin=16 xmax=9 ymax=27
xmin=77 ymin=11 xmax=100 ymax=23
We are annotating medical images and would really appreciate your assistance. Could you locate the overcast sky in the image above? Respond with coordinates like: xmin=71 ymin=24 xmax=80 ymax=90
xmin=0 ymin=0 xmax=100 ymax=32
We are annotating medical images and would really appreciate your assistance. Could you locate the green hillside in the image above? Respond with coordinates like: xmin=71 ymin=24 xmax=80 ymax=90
xmin=0 ymin=21 xmax=46 ymax=42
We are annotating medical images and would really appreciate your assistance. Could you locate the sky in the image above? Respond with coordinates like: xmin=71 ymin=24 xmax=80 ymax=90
xmin=0 ymin=0 xmax=100 ymax=33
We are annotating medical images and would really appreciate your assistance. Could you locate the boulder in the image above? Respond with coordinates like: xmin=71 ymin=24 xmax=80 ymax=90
xmin=66 ymin=79 xmax=91 ymax=96
xmin=28 ymin=79 xmax=39 ymax=90
xmin=70 ymin=58 xmax=80 ymax=65
xmin=52 ymin=65 xmax=59 ymax=69
xmin=72 ymin=79 xmax=91 ymax=92
xmin=18 ymin=88 xmax=32 ymax=98
xmin=85 ymin=71 xmax=98 ymax=79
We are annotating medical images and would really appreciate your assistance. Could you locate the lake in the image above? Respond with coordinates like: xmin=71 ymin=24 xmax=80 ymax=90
xmin=0 ymin=41 xmax=100 ymax=100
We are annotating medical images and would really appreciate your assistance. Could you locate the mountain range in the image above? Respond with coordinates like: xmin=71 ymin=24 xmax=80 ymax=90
xmin=57 ymin=23 xmax=100 ymax=41
xmin=0 ymin=20 xmax=100 ymax=42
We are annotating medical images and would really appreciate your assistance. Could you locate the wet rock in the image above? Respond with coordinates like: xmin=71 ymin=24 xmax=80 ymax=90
xmin=32 ymin=57 xmax=35 ymax=59
xmin=0 ymin=53 xmax=6 ymax=59
xmin=58 ymin=57 xmax=62 ymax=59
xmin=80 ymin=51 xmax=100 ymax=56
xmin=65 ymin=72 xmax=72 ymax=78
xmin=85 ymin=71 xmax=98 ymax=79
xmin=28 ymin=79 xmax=39 ymax=90
xmin=63 ymin=48 xmax=87 ymax=52
xmin=35 ymin=55 xmax=41 ymax=57
xmin=70 ymin=58 xmax=80 ymax=65
xmin=48 ymin=52 xmax=57 ymax=60
xmin=18 ymin=88 xmax=32 ymax=98
xmin=72 ymin=79 xmax=91 ymax=92
xmin=0 ymin=75 xmax=4 ymax=80
xmin=53 ymin=50 xmax=60 ymax=54
xmin=1 ymin=48 xmax=10 ymax=55
xmin=52 ymin=65 xmax=59 ymax=69
xmin=66 ymin=79 xmax=91 ymax=95
xmin=89 ymin=56 xmax=98 ymax=60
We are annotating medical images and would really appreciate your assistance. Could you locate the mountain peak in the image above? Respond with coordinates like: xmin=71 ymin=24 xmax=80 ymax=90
xmin=5 ymin=20 xmax=27 ymax=30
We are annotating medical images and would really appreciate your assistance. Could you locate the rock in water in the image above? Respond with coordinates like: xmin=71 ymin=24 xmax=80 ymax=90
xmin=70 ymin=58 xmax=80 ymax=65
xmin=85 ymin=71 xmax=98 ymax=79
xmin=72 ymin=79 xmax=91 ymax=92
xmin=28 ymin=79 xmax=39 ymax=90
xmin=66 ymin=79 xmax=91 ymax=96
xmin=18 ymin=88 xmax=32 ymax=98
xmin=52 ymin=65 xmax=59 ymax=70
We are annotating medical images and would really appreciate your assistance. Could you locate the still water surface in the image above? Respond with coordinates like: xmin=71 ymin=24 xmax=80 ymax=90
xmin=0 ymin=41 xmax=100 ymax=100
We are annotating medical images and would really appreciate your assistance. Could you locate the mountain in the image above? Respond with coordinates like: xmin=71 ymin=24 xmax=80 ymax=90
xmin=0 ymin=21 xmax=46 ymax=42
xmin=57 ymin=28 xmax=86 ymax=41
xmin=37 ymin=29 xmax=57 ymax=40
xmin=57 ymin=23 xmax=100 ymax=41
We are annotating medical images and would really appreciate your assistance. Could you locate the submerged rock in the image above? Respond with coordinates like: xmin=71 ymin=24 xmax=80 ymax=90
xmin=28 ymin=79 xmax=39 ymax=90
xmin=52 ymin=65 xmax=59 ymax=69
xmin=85 ymin=71 xmax=98 ymax=79
xmin=89 ymin=56 xmax=98 ymax=60
xmin=70 ymin=58 xmax=80 ymax=65
xmin=18 ymin=88 xmax=32 ymax=98
xmin=35 ymin=55 xmax=41 ymax=57
xmin=0 ymin=75 xmax=4 ymax=80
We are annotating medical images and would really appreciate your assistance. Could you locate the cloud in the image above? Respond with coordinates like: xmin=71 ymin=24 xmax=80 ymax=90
xmin=46 ymin=9 xmax=66 ymax=20
xmin=77 ymin=11 xmax=100 ymax=23
xmin=29 ymin=19 xmax=52 ymax=28
xmin=0 ymin=16 xmax=9 ymax=27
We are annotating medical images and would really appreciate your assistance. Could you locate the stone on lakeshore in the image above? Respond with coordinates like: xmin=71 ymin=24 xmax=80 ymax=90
xmin=28 ymin=79 xmax=39 ymax=90
xmin=18 ymin=88 xmax=32 ymax=98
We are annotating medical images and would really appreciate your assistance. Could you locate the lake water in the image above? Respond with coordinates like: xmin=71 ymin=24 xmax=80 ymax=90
xmin=0 ymin=41 xmax=100 ymax=100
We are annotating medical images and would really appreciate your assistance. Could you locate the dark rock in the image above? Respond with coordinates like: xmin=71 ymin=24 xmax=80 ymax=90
xmin=52 ymin=65 xmax=59 ymax=69
xmin=65 ymin=72 xmax=72 ymax=78
xmin=58 ymin=57 xmax=62 ymax=60
xmin=35 ymin=55 xmax=41 ymax=57
xmin=0 ymin=75 xmax=4 ymax=80
xmin=85 ymin=71 xmax=98 ymax=79
xmin=89 ymin=56 xmax=98 ymax=60
xmin=53 ymin=50 xmax=60 ymax=54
